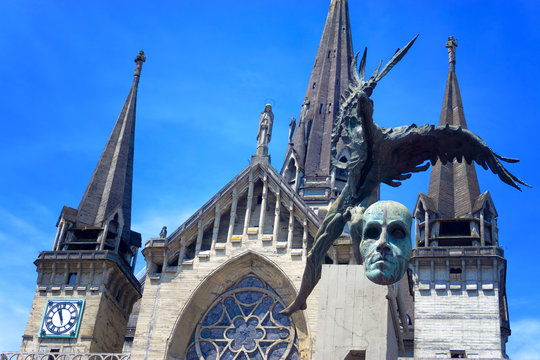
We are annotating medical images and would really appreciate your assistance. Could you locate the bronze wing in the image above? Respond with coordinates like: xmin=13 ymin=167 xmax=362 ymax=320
xmin=379 ymin=124 xmax=529 ymax=190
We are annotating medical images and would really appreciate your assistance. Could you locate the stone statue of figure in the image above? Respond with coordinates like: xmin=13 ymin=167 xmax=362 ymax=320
xmin=281 ymin=35 xmax=529 ymax=316
xmin=288 ymin=117 xmax=296 ymax=143
xmin=256 ymin=104 xmax=274 ymax=156
xmin=350 ymin=201 xmax=412 ymax=285
xmin=160 ymin=226 xmax=167 ymax=239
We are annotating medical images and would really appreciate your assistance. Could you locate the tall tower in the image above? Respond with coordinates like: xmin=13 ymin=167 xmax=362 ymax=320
xmin=410 ymin=38 xmax=510 ymax=358
xmin=281 ymin=0 xmax=355 ymax=211
xmin=21 ymin=51 xmax=145 ymax=354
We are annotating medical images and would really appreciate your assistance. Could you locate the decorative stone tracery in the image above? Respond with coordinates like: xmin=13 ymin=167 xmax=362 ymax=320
xmin=186 ymin=276 xmax=300 ymax=360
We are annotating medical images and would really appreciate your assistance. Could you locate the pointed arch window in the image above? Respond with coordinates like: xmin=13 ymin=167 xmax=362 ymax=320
xmin=186 ymin=275 xmax=300 ymax=360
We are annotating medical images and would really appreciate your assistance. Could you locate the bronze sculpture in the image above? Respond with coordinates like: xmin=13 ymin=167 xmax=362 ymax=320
xmin=350 ymin=201 xmax=412 ymax=285
xmin=281 ymin=35 xmax=529 ymax=316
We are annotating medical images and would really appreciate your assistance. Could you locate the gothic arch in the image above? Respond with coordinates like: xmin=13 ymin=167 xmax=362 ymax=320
xmin=166 ymin=251 xmax=310 ymax=359
xmin=283 ymin=156 xmax=298 ymax=185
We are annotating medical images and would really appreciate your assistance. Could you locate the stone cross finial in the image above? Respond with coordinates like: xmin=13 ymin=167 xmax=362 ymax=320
xmin=446 ymin=36 xmax=457 ymax=70
xmin=134 ymin=50 xmax=146 ymax=76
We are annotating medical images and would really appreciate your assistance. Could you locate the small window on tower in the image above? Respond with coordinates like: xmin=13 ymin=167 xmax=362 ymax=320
xmin=450 ymin=350 xmax=466 ymax=358
xmin=328 ymin=103 xmax=332 ymax=113
xmin=313 ymin=82 xmax=316 ymax=89
xmin=67 ymin=273 xmax=77 ymax=285
xmin=449 ymin=268 xmax=462 ymax=281
xmin=48 ymin=349 xmax=60 ymax=360
xmin=319 ymin=104 xmax=324 ymax=114
xmin=328 ymin=50 xmax=331 ymax=58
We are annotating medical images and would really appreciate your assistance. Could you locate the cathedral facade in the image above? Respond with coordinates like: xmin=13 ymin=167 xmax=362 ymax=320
xmin=13 ymin=1 xmax=511 ymax=359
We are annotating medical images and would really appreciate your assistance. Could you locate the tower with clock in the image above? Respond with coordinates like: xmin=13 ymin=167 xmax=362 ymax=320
xmin=19 ymin=52 xmax=145 ymax=353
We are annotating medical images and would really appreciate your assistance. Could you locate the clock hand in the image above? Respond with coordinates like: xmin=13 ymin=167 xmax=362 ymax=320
xmin=59 ymin=308 xmax=63 ymax=324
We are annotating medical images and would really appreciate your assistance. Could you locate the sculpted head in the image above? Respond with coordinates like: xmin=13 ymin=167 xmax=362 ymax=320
xmin=350 ymin=201 xmax=412 ymax=285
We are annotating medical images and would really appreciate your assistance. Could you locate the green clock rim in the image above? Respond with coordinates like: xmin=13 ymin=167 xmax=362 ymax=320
xmin=38 ymin=298 xmax=86 ymax=339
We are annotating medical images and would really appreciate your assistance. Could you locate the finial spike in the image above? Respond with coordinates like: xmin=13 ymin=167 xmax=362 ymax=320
xmin=134 ymin=50 xmax=146 ymax=77
xmin=446 ymin=36 xmax=457 ymax=70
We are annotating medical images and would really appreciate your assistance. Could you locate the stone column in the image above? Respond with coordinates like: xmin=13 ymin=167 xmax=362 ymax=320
xmin=294 ymin=166 xmax=300 ymax=192
xmin=479 ymin=213 xmax=485 ymax=246
xmin=99 ymin=221 xmax=110 ymax=250
xmin=131 ymin=249 xmax=138 ymax=269
xmin=58 ymin=221 xmax=68 ymax=251
xmin=227 ymin=188 xmax=238 ymax=242
xmin=243 ymin=172 xmax=255 ymax=236
xmin=493 ymin=218 xmax=499 ymax=246
xmin=272 ymin=191 xmax=281 ymax=244
xmin=258 ymin=176 xmax=268 ymax=236
xmin=195 ymin=218 xmax=203 ymax=254
xmin=424 ymin=211 xmax=429 ymax=247
xmin=178 ymin=237 xmax=187 ymax=268
xmin=414 ymin=217 xmax=419 ymax=248
xmin=212 ymin=203 xmax=221 ymax=250
xmin=53 ymin=219 xmax=64 ymax=251
xmin=287 ymin=203 xmax=295 ymax=249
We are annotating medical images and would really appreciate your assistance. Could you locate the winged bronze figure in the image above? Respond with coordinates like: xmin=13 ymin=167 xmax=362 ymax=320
xmin=281 ymin=35 xmax=529 ymax=316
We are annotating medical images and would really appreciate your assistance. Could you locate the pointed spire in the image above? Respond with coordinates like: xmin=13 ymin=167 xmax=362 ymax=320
xmin=76 ymin=51 xmax=145 ymax=235
xmin=427 ymin=38 xmax=481 ymax=217
xmin=284 ymin=0 xmax=354 ymax=204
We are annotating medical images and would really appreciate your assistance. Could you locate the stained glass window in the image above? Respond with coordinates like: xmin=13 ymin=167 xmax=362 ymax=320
xmin=186 ymin=275 xmax=300 ymax=360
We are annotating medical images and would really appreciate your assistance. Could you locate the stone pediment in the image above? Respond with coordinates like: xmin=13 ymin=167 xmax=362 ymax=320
xmin=472 ymin=191 xmax=498 ymax=218
xmin=144 ymin=161 xmax=320 ymax=273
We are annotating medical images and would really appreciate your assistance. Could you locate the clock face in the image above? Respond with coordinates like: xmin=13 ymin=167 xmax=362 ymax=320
xmin=39 ymin=299 xmax=84 ymax=338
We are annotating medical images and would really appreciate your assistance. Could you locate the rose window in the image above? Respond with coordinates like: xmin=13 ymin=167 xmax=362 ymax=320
xmin=186 ymin=276 xmax=300 ymax=360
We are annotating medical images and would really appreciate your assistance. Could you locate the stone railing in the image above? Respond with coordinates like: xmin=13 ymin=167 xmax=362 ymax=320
xmin=36 ymin=250 xmax=141 ymax=292
xmin=0 ymin=353 xmax=130 ymax=360
xmin=412 ymin=246 xmax=504 ymax=258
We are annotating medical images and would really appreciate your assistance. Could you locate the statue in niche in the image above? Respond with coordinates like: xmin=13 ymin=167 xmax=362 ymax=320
xmin=281 ymin=35 xmax=529 ymax=316
xmin=256 ymin=104 xmax=274 ymax=156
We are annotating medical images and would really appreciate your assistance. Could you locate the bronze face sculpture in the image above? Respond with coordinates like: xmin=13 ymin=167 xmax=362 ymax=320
xmin=281 ymin=36 xmax=528 ymax=316
xmin=350 ymin=201 xmax=412 ymax=285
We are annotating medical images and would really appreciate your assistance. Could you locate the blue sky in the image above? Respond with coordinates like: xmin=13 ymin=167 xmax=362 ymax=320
xmin=0 ymin=0 xmax=538 ymax=357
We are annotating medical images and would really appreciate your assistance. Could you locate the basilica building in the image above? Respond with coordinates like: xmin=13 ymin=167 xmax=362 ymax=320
xmin=14 ymin=1 xmax=511 ymax=359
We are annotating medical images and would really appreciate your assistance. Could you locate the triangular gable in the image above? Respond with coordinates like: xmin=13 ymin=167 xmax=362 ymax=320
xmin=413 ymin=192 xmax=439 ymax=219
xmin=164 ymin=161 xmax=320 ymax=262
xmin=472 ymin=191 xmax=498 ymax=218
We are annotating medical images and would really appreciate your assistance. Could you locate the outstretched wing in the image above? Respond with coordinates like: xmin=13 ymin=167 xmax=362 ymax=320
xmin=380 ymin=124 xmax=529 ymax=190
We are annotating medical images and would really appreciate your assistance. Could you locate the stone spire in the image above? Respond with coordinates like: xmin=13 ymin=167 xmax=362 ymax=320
xmin=427 ymin=37 xmax=481 ymax=218
xmin=282 ymin=0 xmax=354 ymax=205
xmin=75 ymin=51 xmax=145 ymax=236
